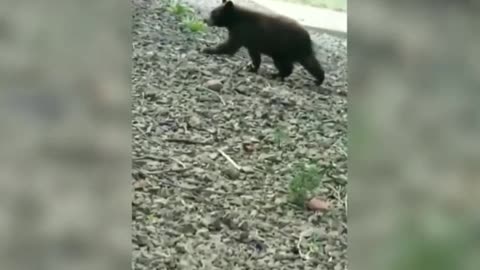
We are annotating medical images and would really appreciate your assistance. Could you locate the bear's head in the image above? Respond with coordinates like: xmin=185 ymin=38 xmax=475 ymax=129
xmin=205 ymin=0 xmax=235 ymax=27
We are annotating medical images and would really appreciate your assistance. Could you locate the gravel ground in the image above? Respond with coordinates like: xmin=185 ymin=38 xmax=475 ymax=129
xmin=132 ymin=0 xmax=347 ymax=269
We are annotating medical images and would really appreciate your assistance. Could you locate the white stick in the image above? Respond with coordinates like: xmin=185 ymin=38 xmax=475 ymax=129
xmin=217 ymin=149 xmax=241 ymax=171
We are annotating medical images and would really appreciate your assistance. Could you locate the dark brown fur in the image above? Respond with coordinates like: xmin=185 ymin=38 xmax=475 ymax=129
xmin=203 ymin=0 xmax=325 ymax=85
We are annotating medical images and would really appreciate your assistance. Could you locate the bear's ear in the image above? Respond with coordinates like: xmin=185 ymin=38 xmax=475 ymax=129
xmin=224 ymin=1 xmax=234 ymax=9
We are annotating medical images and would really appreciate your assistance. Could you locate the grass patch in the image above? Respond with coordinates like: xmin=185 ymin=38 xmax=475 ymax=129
xmin=182 ymin=16 xmax=206 ymax=32
xmin=288 ymin=163 xmax=323 ymax=207
xmin=166 ymin=0 xmax=206 ymax=33
xmin=278 ymin=0 xmax=347 ymax=11
xmin=167 ymin=0 xmax=193 ymax=16
xmin=273 ymin=126 xmax=289 ymax=146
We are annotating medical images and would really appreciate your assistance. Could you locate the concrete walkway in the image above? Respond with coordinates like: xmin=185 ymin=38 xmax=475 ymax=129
xmin=180 ymin=0 xmax=347 ymax=38
xmin=250 ymin=0 xmax=347 ymax=36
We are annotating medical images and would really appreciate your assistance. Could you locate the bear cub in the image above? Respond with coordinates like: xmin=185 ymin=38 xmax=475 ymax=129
xmin=203 ymin=0 xmax=325 ymax=86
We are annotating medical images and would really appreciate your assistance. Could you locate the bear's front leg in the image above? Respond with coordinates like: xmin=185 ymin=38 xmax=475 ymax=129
xmin=246 ymin=49 xmax=261 ymax=73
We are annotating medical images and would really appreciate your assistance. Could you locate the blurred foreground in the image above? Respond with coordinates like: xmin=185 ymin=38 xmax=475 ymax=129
xmin=350 ymin=1 xmax=480 ymax=270
xmin=0 ymin=1 xmax=131 ymax=270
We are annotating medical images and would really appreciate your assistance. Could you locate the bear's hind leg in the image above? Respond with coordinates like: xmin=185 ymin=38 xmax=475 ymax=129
xmin=272 ymin=57 xmax=293 ymax=81
xmin=298 ymin=53 xmax=325 ymax=85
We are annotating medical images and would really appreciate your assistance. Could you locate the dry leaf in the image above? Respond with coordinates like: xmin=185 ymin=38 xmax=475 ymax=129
xmin=242 ymin=142 xmax=256 ymax=153
xmin=307 ymin=198 xmax=331 ymax=211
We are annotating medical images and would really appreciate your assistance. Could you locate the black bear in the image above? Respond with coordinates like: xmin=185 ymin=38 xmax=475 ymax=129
xmin=203 ymin=0 xmax=325 ymax=86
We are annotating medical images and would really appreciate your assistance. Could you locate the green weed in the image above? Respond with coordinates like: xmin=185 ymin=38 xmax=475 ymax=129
xmin=273 ymin=126 xmax=289 ymax=146
xmin=182 ymin=16 xmax=206 ymax=32
xmin=288 ymin=163 xmax=323 ymax=207
xmin=168 ymin=1 xmax=193 ymax=16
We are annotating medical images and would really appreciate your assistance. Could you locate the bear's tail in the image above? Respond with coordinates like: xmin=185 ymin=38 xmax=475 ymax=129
xmin=298 ymin=53 xmax=325 ymax=86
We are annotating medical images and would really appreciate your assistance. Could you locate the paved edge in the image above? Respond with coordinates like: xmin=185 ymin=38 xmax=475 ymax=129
xmin=304 ymin=25 xmax=347 ymax=39
xmin=249 ymin=0 xmax=347 ymax=38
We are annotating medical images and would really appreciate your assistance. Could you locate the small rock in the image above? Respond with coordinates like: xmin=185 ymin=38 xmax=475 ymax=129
xmin=207 ymin=63 xmax=219 ymax=71
xmin=238 ymin=231 xmax=249 ymax=242
xmin=144 ymin=86 xmax=158 ymax=99
xmin=201 ymin=69 xmax=213 ymax=76
xmin=223 ymin=166 xmax=240 ymax=180
xmin=202 ymin=172 xmax=216 ymax=182
xmin=136 ymin=234 xmax=149 ymax=246
xmin=145 ymin=51 xmax=155 ymax=58
xmin=197 ymin=96 xmax=215 ymax=103
xmin=240 ymin=166 xmax=255 ymax=174
xmin=207 ymin=218 xmax=223 ymax=232
xmin=274 ymin=197 xmax=286 ymax=205
xmin=208 ymin=152 xmax=219 ymax=159
xmin=259 ymin=87 xmax=273 ymax=98
xmin=236 ymin=85 xmax=248 ymax=94
xmin=205 ymin=79 xmax=223 ymax=91
xmin=175 ymin=243 xmax=187 ymax=254
xmin=133 ymin=180 xmax=147 ymax=190
xmin=179 ymin=223 xmax=197 ymax=234
xmin=188 ymin=114 xmax=202 ymax=128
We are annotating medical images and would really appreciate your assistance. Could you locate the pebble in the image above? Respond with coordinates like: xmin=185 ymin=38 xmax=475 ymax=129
xmin=205 ymin=79 xmax=223 ymax=91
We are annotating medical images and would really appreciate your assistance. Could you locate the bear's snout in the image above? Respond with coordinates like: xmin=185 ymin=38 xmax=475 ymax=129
xmin=204 ymin=18 xmax=213 ymax=26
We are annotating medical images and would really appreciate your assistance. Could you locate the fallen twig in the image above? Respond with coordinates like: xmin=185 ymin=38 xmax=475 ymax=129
xmin=164 ymin=138 xmax=210 ymax=145
xmin=155 ymin=178 xmax=195 ymax=190
xmin=142 ymin=167 xmax=191 ymax=174
xmin=133 ymin=154 xmax=169 ymax=162
xmin=169 ymin=157 xmax=186 ymax=168
xmin=297 ymin=231 xmax=310 ymax=260
xmin=199 ymin=86 xmax=226 ymax=105
xmin=133 ymin=124 xmax=148 ymax=138
xmin=325 ymin=135 xmax=346 ymax=156
xmin=217 ymin=148 xmax=241 ymax=171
